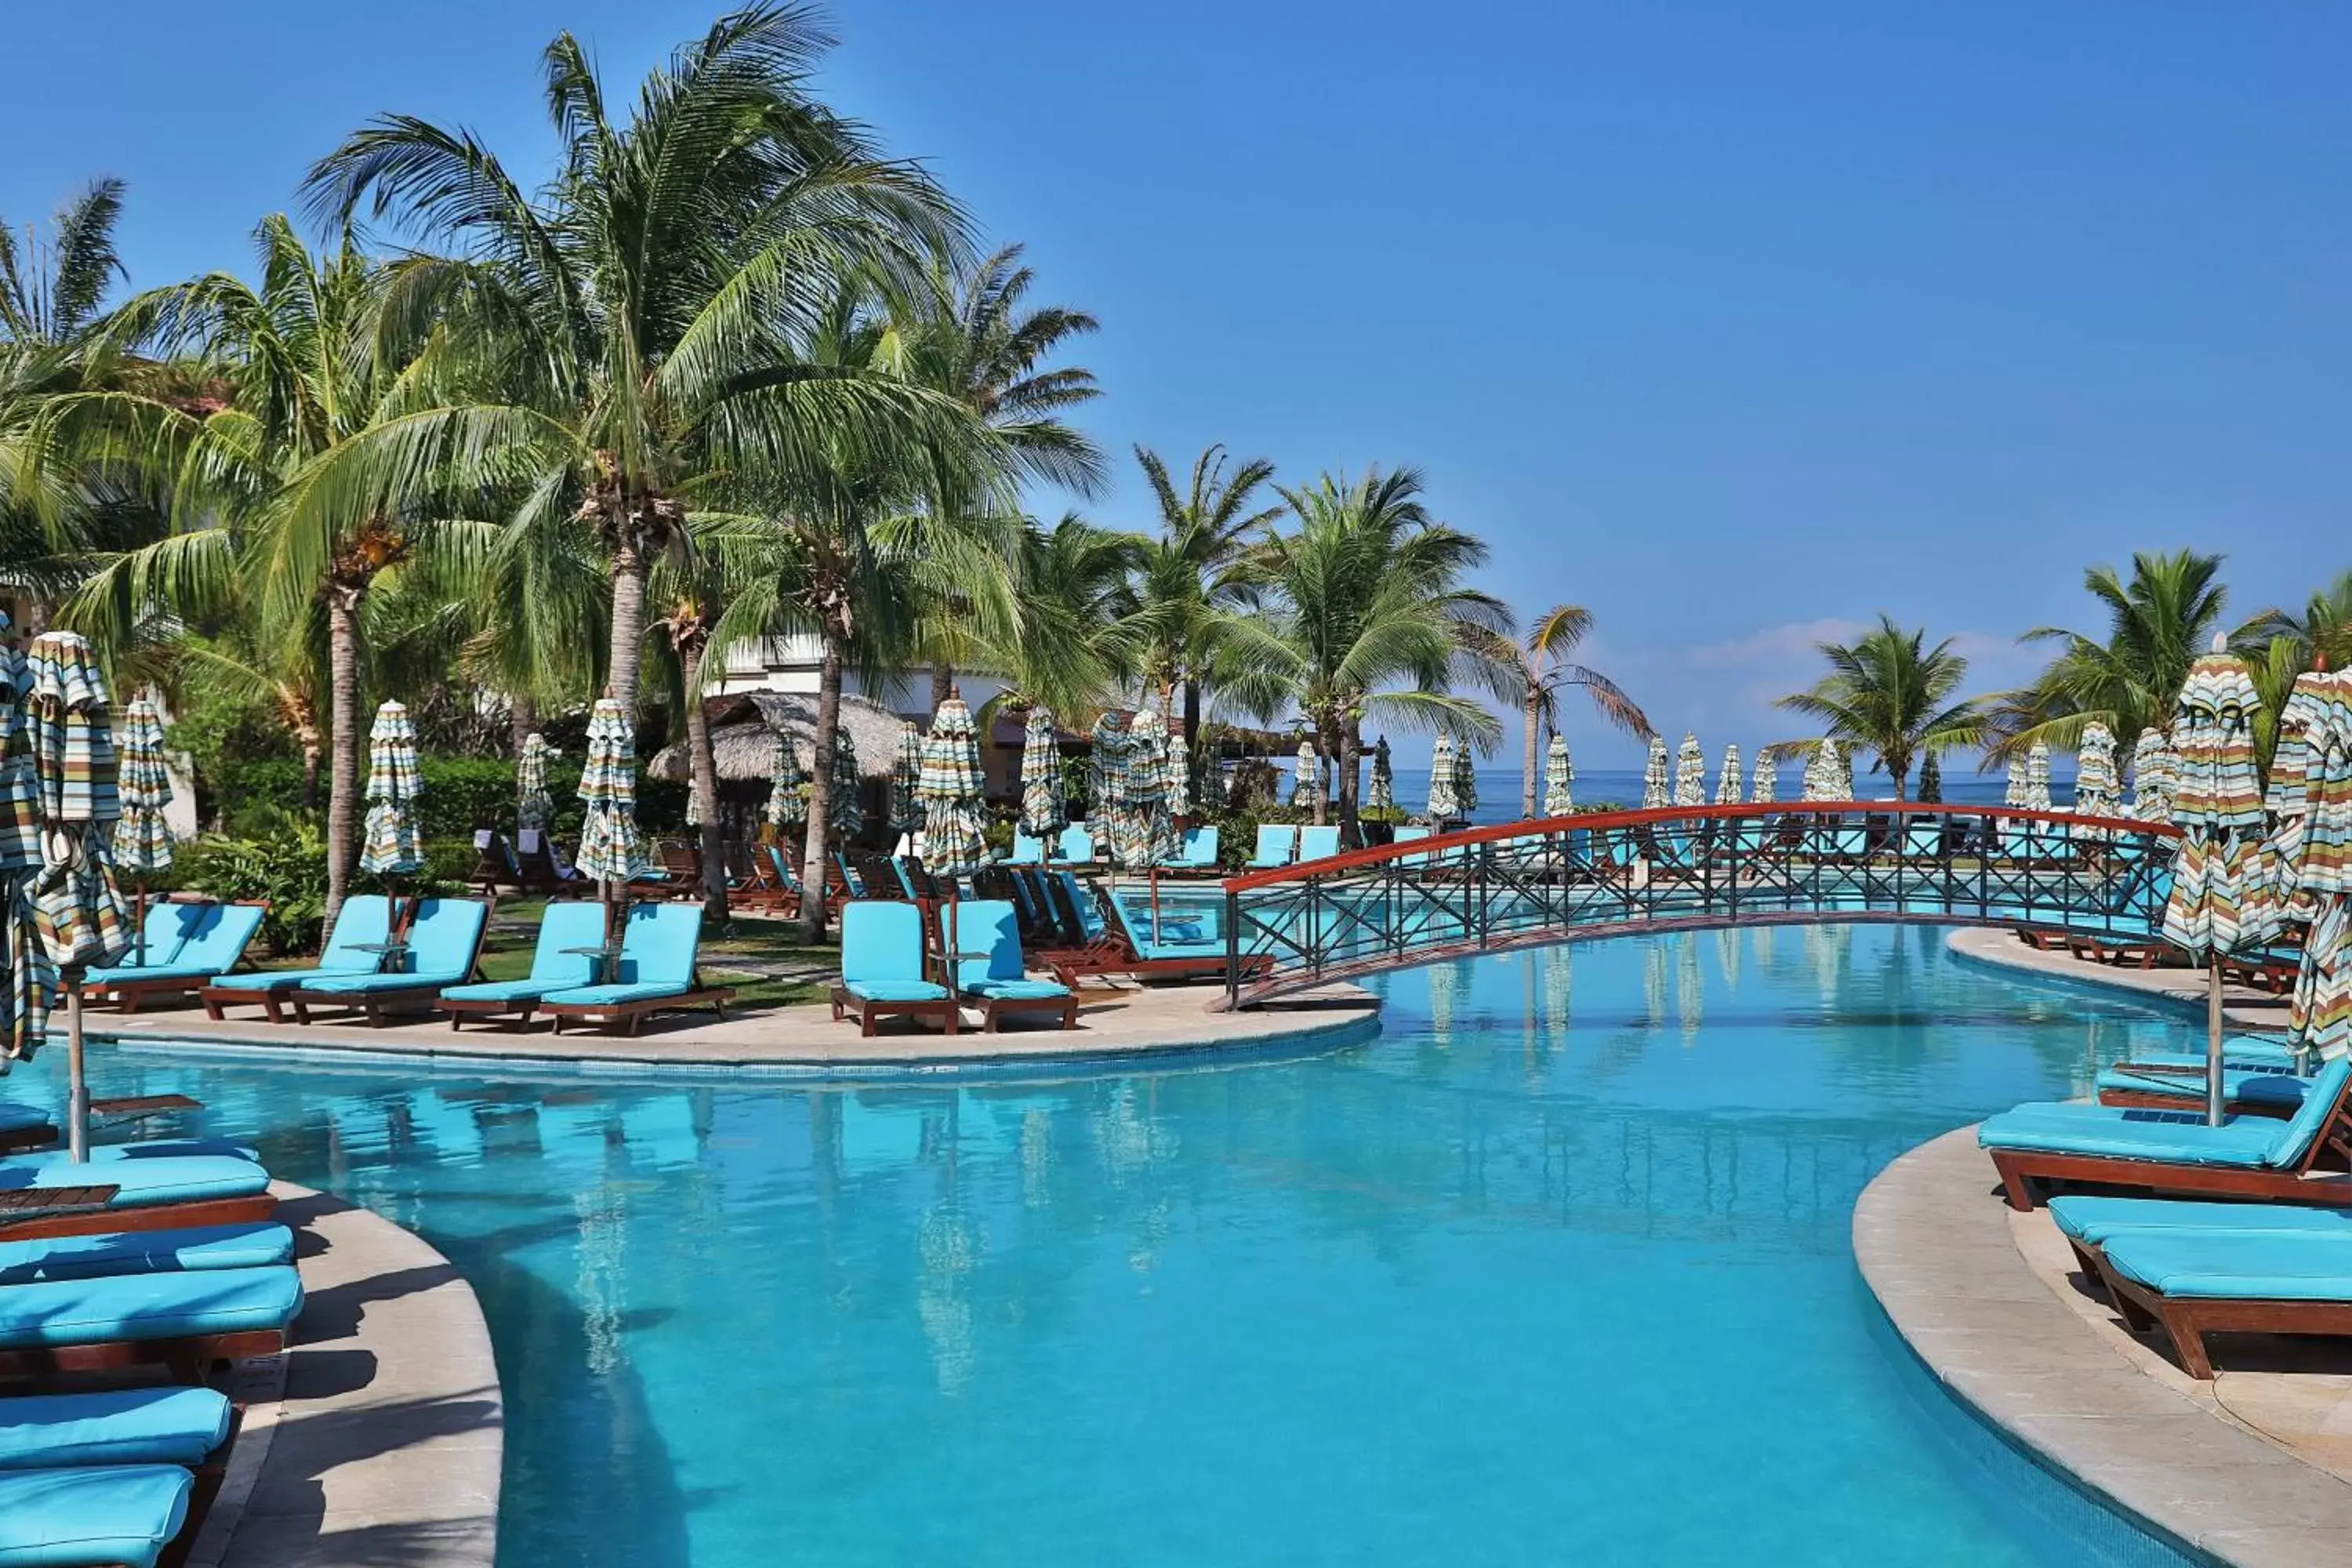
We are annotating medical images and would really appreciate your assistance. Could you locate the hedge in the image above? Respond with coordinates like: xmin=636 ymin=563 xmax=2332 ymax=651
xmin=212 ymin=756 xmax=691 ymax=838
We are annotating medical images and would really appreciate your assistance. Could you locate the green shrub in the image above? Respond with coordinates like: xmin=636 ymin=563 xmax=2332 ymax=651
xmin=211 ymin=755 xmax=690 ymax=837
xmin=163 ymin=827 xmax=328 ymax=956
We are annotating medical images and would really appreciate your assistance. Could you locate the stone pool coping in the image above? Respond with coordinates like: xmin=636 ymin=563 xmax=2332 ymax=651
xmin=1856 ymin=1128 xmax=2352 ymax=1566
xmin=193 ymin=1182 xmax=502 ymax=1568
xmin=1944 ymin=927 xmax=2295 ymax=1034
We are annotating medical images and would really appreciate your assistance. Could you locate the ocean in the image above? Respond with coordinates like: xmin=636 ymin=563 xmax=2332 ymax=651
xmin=1384 ymin=764 xmax=2051 ymax=826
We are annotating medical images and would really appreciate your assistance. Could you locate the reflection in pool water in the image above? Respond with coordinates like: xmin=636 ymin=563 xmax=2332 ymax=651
xmin=23 ymin=924 xmax=2205 ymax=1566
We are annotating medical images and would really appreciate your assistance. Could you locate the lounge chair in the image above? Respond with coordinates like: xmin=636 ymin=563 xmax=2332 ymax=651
xmin=1978 ymin=1057 xmax=2352 ymax=1210
xmin=1051 ymin=825 xmax=1096 ymax=866
xmin=467 ymin=829 xmax=526 ymax=896
xmin=0 ymin=1102 xmax=57 ymax=1156
xmin=830 ymin=901 xmax=958 ymax=1036
xmin=516 ymin=830 xmax=593 ymax=898
xmin=199 ymin=895 xmax=392 ymax=1023
xmin=539 ymin=904 xmax=733 ymax=1036
xmin=0 ymin=1152 xmax=275 ymax=1243
xmin=0 ymin=1223 xmax=295 ymax=1287
xmin=946 ymin=900 xmax=1076 ymax=1032
xmin=1243 ymin=825 xmax=1297 ymax=870
xmin=1167 ymin=826 xmax=1221 ymax=873
xmin=82 ymin=903 xmax=267 ymax=1015
xmin=0 ymin=1386 xmax=234 ymax=1471
xmin=0 ymin=1465 xmax=198 ymax=1568
xmin=2095 ymin=1063 xmax=2313 ymax=1116
xmin=1392 ymin=825 xmax=1432 ymax=867
xmin=2045 ymin=1194 xmax=2352 ymax=1288
xmin=1047 ymin=884 xmax=1263 ymax=988
xmin=1007 ymin=832 xmax=1047 ymax=866
xmin=1297 ymin=825 xmax=1341 ymax=862
xmin=0 ymin=1264 xmax=301 ymax=1379
xmin=439 ymin=902 xmax=608 ymax=1030
xmin=289 ymin=897 xmax=490 ymax=1025
xmin=2089 ymin=1228 xmax=2352 ymax=1378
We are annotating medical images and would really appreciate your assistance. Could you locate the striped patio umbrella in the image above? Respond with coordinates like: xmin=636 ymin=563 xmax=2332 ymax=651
xmin=1290 ymin=740 xmax=1322 ymax=813
xmin=918 ymin=698 xmax=989 ymax=877
xmin=1018 ymin=707 xmax=1065 ymax=837
xmin=1715 ymin=744 xmax=1743 ymax=805
xmin=1542 ymin=732 xmax=1573 ymax=816
xmin=1673 ymin=732 xmax=1706 ymax=808
xmin=2073 ymin=724 xmax=2122 ymax=817
xmin=2129 ymin=727 xmax=2180 ymax=821
xmin=575 ymin=697 xmax=645 ymax=892
xmin=1160 ymin=717 xmax=1192 ymax=822
xmin=2277 ymin=669 xmax=2352 ymax=1061
xmin=359 ymin=700 xmax=426 ymax=880
xmin=113 ymin=697 xmax=172 ymax=877
xmin=1801 ymin=739 xmax=1847 ymax=803
xmin=2160 ymin=641 xmax=2271 ymax=1120
xmin=1450 ymin=739 xmax=1479 ymax=821
xmin=1366 ymin=736 xmax=1396 ymax=815
xmin=1751 ymin=746 xmax=1778 ymax=805
xmin=891 ymin=720 xmax=924 ymax=837
xmin=0 ymin=641 xmax=42 ymax=1074
xmin=517 ymin=732 xmax=557 ymax=831
xmin=2002 ymin=753 xmax=2031 ymax=809
xmin=764 ymin=731 xmax=808 ymax=831
xmin=1426 ymin=733 xmax=1461 ymax=821
xmin=1917 ymin=751 xmax=1943 ymax=804
xmin=1641 ymin=736 xmax=1669 ymax=808
xmin=1124 ymin=708 xmax=1181 ymax=869
xmin=2024 ymin=742 xmax=2054 ymax=812
xmin=1827 ymin=742 xmax=1854 ymax=799
xmin=25 ymin=631 xmax=131 ymax=1159
xmin=827 ymin=725 xmax=864 ymax=840
xmin=1089 ymin=714 xmax=1144 ymax=866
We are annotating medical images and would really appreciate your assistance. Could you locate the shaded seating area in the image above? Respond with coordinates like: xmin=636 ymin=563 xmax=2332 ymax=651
xmin=541 ymin=904 xmax=733 ymax=1036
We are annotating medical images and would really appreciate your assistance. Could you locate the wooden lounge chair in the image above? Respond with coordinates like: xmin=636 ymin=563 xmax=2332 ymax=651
xmin=2093 ymin=1062 xmax=2311 ymax=1117
xmin=1047 ymin=881 xmax=1267 ymax=988
xmin=467 ymin=829 xmax=526 ymax=896
xmin=0 ymin=1153 xmax=276 ymax=1243
xmin=82 ymin=902 xmax=268 ymax=1015
xmin=2013 ymin=926 xmax=2073 ymax=953
xmin=0 ymin=1102 xmax=57 ymax=1156
xmin=2089 ymin=1228 xmax=2352 ymax=1379
xmin=289 ymin=897 xmax=491 ymax=1025
xmin=1048 ymin=824 xmax=1097 ymax=867
xmin=830 ymin=901 xmax=958 ymax=1036
xmin=1164 ymin=826 xmax=1221 ymax=874
xmin=0 ymin=1385 xmax=246 ymax=1568
xmin=199 ymin=895 xmax=393 ymax=1023
xmin=2045 ymin=1194 xmax=2352 ymax=1296
xmin=515 ymin=830 xmax=593 ymax=898
xmin=440 ymin=902 xmax=607 ymax=1030
xmin=0 ymin=1263 xmax=300 ymax=1380
xmin=1979 ymin=1056 xmax=2352 ymax=1211
xmin=944 ymin=899 xmax=1077 ymax=1032
xmin=540 ymin=903 xmax=733 ymax=1036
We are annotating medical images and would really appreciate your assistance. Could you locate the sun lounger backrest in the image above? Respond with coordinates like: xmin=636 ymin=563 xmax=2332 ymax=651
xmin=320 ymin=896 xmax=393 ymax=970
xmin=1051 ymin=873 xmax=1105 ymax=940
xmin=764 ymin=844 xmax=803 ymax=892
xmin=132 ymin=902 xmax=207 ymax=969
xmin=2268 ymin=1056 xmax=2352 ymax=1168
xmin=1010 ymin=833 xmax=1045 ymax=865
xmin=615 ymin=902 xmax=702 ymax=987
xmin=1298 ymin=825 xmax=1341 ymax=862
xmin=1057 ymin=825 xmax=1094 ymax=862
xmin=949 ymin=901 xmax=1023 ymax=988
xmin=529 ymin=902 xmax=609 ymax=988
xmin=842 ymin=901 xmax=925 ymax=987
xmin=1251 ymin=825 xmax=1296 ymax=865
xmin=1183 ymin=826 xmax=1220 ymax=865
xmin=177 ymin=904 xmax=265 ymax=972
xmin=400 ymin=899 xmax=488 ymax=978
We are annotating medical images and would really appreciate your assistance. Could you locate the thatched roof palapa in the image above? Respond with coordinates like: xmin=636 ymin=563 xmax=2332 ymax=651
xmin=647 ymin=691 xmax=905 ymax=783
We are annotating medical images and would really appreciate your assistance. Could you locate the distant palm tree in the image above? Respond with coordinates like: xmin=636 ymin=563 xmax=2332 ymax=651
xmin=1988 ymin=550 xmax=2256 ymax=757
xmin=1461 ymin=604 xmax=1653 ymax=818
xmin=960 ymin=513 xmax=1145 ymax=719
xmin=1777 ymin=615 xmax=1984 ymax=800
xmin=2254 ymin=568 xmax=2352 ymax=672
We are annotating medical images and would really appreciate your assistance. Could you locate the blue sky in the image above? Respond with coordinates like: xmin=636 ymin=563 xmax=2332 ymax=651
xmin=5 ymin=1 xmax=2345 ymax=774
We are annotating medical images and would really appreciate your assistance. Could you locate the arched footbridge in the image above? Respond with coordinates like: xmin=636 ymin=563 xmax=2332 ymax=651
xmin=1217 ymin=804 xmax=2176 ymax=1008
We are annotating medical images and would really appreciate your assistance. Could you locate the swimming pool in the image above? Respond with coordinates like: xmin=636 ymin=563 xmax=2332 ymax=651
xmin=23 ymin=925 xmax=2203 ymax=1565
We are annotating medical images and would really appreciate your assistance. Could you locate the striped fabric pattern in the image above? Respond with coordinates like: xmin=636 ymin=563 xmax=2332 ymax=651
xmin=358 ymin=700 xmax=426 ymax=876
xmin=764 ymin=732 xmax=808 ymax=829
xmin=1289 ymin=740 xmax=1321 ymax=811
xmin=112 ymin=696 xmax=174 ymax=873
xmin=1673 ymin=732 xmax=1706 ymax=807
xmin=1365 ymin=735 xmax=1395 ymax=815
xmin=2072 ymin=723 xmax=2122 ymax=817
xmin=1544 ymin=733 xmax=1576 ymax=815
xmin=575 ymin=698 xmax=644 ymax=886
xmin=828 ymin=726 xmax=863 ymax=839
xmin=1713 ymin=743 xmax=1740 ymax=807
xmin=1642 ymin=736 xmax=1670 ymax=808
xmin=2161 ymin=647 xmax=2273 ymax=961
xmin=24 ymin=631 xmax=129 ymax=985
xmin=517 ymin=732 xmax=557 ymax=831
xmin=1123 ymin=708 xmax=1180 ymax=869
xmin=1018 ymin=707 xmax=1065 ymax=837
xmin=1750 ymin=746 xmax=1778 ymax=804
xmin=918 ymin=699 xmax=988 ymax=876
xmin=1428 ymin=733 xmax=1462 ymax=820
xmin=891 ymin=721 xmax=924 ymax=833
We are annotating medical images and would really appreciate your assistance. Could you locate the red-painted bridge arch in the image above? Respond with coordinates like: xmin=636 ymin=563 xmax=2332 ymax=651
xmin=1215 ymin=803 xmax=2176 ymax=1008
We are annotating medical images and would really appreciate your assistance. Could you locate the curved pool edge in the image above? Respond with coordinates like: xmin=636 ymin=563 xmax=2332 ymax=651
xmin=1943 ymin=927 xmax=2291 ymax=1034
xmin=198 ymin=1181 xmax=503 ymax=1568
xmin=1855 ymin=1127 xmax=2352 ymax=1567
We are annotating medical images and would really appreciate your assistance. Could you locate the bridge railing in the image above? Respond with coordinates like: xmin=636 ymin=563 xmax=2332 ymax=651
xmin=1218 ymin=803 xmax=2178 ymax=1008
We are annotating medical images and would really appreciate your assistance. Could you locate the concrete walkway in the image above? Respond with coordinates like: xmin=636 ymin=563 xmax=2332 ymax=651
xmin=192 ymin=1184 xmax=502 ymax=1568
xmin=1946 ymin=926 xmax=2295 ymax=1034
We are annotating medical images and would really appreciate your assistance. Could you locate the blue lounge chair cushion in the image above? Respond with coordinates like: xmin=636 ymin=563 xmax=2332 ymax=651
xmin=0 ymin=1465 xmax=194 ymax=1568
xmin=80 ymin=962 xmax=220 ymax=986
xmin=216 ymin=895 xmax=392 ymax=989
xmin=298 ymin=898 xmax=486 ymax=995
xmin=2099 ymin=1229 xmax=2352 ymax=1301
xmin=1053 ymin=826 xmax=1094 ymax=863
xmin=0 ymin=1224 xmax=296 ymax=1287
xmin=947 ymin=902 xmax=1034 ymax=991
xmin=78 ymin=1141 xmax=261 ymax=1164
xmin=841 ymin=902 xmax=928 ymax=989
xmin=1974 ymin=1110 xmax=2281 ymax=1168
xmin=0 ymin=1155 xmax=269 ymax=1210
xmin=1298 ymin=826 xmax=1341 ymax=861
xmin=1008 ymin=833 xmax=1045 ymax=865
xmin=539 ymin=982 xmax=692 ymax=1008
xmin=2048 ymin=1196 xmax=2352 ymax=1249
xmin=601 ymin=902 xmax=703 ymax=989
xmin=1245 ymin=825 xmax=1296 ymax=868
xmin=2094 ymin=1066 xmax=2310 ymax=1112
xmin=437 ymin=978 xmax=560 ymax=1005
xmin=0 ymin=1104 xmax=51 ymax=1137
xmin=1176 ymin=826 xmax=1220 ymax=866
xmin=0 ymin=1388 xmax=232 ymax=1470
xmin=87 ymin=905 xmax=265 ymax=988
xmin=964 ymin=978 xmax=1072 ymax=1002
xmin=0 ymin=1265 xmax=303 ymax=1351
xmin=841 ymin=979 xmax=951 ymax=1004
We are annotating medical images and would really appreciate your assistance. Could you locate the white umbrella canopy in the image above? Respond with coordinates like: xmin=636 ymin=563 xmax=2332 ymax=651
xmin=1641 ymin=737 xmax=1669 ymax=809
xmin=1366 ymin=736 xmax=1396 ymax=815
xmin=1018 ymin=707 xmax=1065 ymax=837
xmin=1715 ymin=744 xmax=1743 ymax=805
xmin=1290 ymin=739 xmax=1322 ymax=813
xmin=1542 ymin=732 xmax=1573 ymax=816
xmin=2024 ymin=742 xmax=2054 ymax=811
xmin=517 ymin=732 xmax=557 ymax=831
xmin=1673 ymin=732 xmax=1705 ymax=807
xmin=1750 ymin=747 xmax=1778 ymax=805
xmin=2073 ymin=724 xmax=2122 ymax=816
xmin=1426 ymin=734 xmax=1462 ymax=822
xmin=764 ymin=732 xmax=808 ymax=831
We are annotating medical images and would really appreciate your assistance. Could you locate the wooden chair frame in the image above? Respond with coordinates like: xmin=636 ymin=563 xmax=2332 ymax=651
xmin=1987 ymin=1074 xmax=2352 ymax=1211
xmin=2092 ymin=1248 xmax=2352 ymax=1380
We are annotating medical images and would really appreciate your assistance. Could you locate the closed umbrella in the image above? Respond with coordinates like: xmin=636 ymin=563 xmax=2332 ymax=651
xmin=1715 ymin=744 xmax=1743 ymax=805
xmin=2279 ymin=668 xmax=2352 ymax=1064
xmin=0 ymin=640 xmax=44 ymax=1075
xmin=2159 ymin=640 xmax=2270 ymax=1123
xmin=1543 ymin=732 xmax=1574 ymax=816
xmin=1366 ymin=736 xmax=1396 ymax=815
xmin=1673 ymin=732 xmax=1706 ymax=807
xmin=827 ymin=725 xmax=864 ymax=840
xmin=1426 ymin=733 xmax=1461 ymax=822
xmin=1090 ymin=713 xmax=1145 ymax=867
xmin=919 ymin=698 xmax=989 ymax=881
xmin=1290 ymin=739 xmax=1322 ymax=813
xmin=517 ymin=732 xmax=557 ymax=832
xmin=1751 ymin=746 xmax=1778 ymax=806
xmin=359 ymin=700 xmax=427 ymax=928
xmin=1156 ymin=712 xmax=1192 ymax=821
xmin=1127 ymin=708 xmax=1181 ymax=867
xmin=576 ymin=697 xmax=646 ymax=948
xmin=24 ymin=631 xmax=131 ymax=1160
xmin=1018 ymin=707 xmax=1065 ymax=837
xmin=1917 ymin=751 xmax=1943 ymax=804
xmin=2002 ymin=753 xmax=2031 ymax=809
xmin=764 ymin=732 xmax=808 ymax=832
xmin=113 ymin=696 xmax=172 ymax=965
xmin=1450 ymin=740 xmax=1479 ymax=822
xmin=2024 ymin=742 xmax=2053 ymax=811
xmin=891 ymin=720 xmax=924 ymax=840
xmin=2130 ymin=727 xmax=2180 ymax=822
xmin=2074 ymin=724 xmax=2122 ymax=817
xmin=1801 ymin=739 xmax=1847 ymax=803
xmin=1641 ymin=736 xmax=1669 ymax=809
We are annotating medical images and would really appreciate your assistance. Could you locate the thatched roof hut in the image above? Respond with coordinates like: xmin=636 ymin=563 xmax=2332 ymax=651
xmin=647 ymin=691 xmax=906 ymax=783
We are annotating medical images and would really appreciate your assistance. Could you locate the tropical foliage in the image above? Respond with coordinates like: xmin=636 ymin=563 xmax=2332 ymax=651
xmin=1777 ymin=615 xmax=1985 ymax=799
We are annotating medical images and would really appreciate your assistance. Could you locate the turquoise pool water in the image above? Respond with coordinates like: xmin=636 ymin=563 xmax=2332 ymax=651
xmin=22 ymin=926 xmax=2205 ymax=1566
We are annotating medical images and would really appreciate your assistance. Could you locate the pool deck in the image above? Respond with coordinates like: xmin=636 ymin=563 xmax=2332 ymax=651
xmin=1945 ymin=926 xmax=2295 ymax=1033
xmin=197 ymin=1183 xmax=501 ymax=1568
xmin=91 ymin=981 xmax=1381 ymax=1075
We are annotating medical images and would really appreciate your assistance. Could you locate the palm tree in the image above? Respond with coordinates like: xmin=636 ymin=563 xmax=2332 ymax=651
xmin=1989 ymin=550 xmax=2255 ymax=757
xmin=1463 ymin=604 xmax=1653 ymax=818
xmin=955 ymin=512 xmax=1145 ymax=720
xmin=1777 ymin=615 xmax=1985 ymax=799
xmin=2254 ymin=568 xmax=2352 ymax=672
xmin=652 ymin=582 xmax=731 ymax=924
xmin=302 ymin=3 xmax=982 ymax=720
xmin=1134 ymin=444 xmax=1283 ymax=788
xmin=1218 ymin=466 xmax=1511 ymax=837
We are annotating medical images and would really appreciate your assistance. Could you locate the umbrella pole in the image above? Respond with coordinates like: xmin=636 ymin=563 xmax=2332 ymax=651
xmin=66 ymin=972 xmax=88 ymax=1162
xmin=133 ymin=879 xmax=147 ymax=967
xmin=2205 ymin=958 xmax=2227 ymax=1128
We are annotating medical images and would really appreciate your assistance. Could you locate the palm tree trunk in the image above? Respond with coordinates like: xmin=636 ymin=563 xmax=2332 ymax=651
xmin=1181 ymin=677 xmax=1203 ymax=802
xmin=1521 ymin=686 xmax=1541 ymax=818
xmin=607 ymin=528 xmax=648 ymax=713
xmin=928 ymin=665 xmax=953 ymax=713
xmin=1338 ymin=723 xmax=1362 ymax=846
xmin=681 ymin=641 xmax=728 ymax=924
xmin=799 ymin=630 xmax=845 ymax=943
xmin=509 ymin=694 xmax=535 ymax=757
xmin=322 ymin=592 xmax=361 ymax=938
